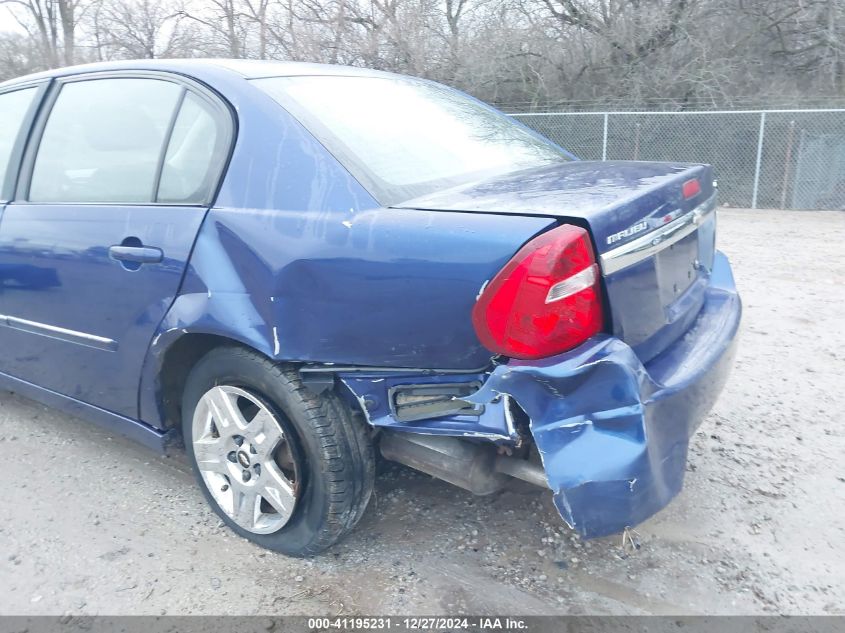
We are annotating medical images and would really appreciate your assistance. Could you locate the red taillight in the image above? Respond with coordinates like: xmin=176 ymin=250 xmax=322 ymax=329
xmin=471 ymin=225 xmax=604 ymax=360
xmin=682 ymin=178 xmax=701 ymax=199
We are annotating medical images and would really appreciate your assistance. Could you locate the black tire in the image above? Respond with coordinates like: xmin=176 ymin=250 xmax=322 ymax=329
xmin=182 ymin=346 xmax=375 ymax=556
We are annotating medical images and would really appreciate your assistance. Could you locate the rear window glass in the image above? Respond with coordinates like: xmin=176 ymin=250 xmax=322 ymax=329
xmin=158 ymin=91 xmax=224 ymax=204
xmin=254 ymin=75 xmax=569 ymax=205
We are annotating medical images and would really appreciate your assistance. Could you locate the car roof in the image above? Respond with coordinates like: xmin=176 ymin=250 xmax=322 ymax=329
xmin=0 ymin=58 xmax=401 ymax=89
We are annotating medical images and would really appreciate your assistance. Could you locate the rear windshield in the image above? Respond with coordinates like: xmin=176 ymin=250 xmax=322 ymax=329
xmin=253 ymin=75 xmax=571 ymax=205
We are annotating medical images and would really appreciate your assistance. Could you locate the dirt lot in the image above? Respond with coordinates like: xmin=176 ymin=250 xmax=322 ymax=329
xmin=1 ymin=208 xmax=843 ymax=616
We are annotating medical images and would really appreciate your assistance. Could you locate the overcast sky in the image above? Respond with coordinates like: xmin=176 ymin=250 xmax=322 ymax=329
xmin=1 ymin=6 xmax=26 ymax=34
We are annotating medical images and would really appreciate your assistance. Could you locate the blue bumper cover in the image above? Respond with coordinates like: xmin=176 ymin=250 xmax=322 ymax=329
xmin=468 ymin=251 xmax=741 ymax=537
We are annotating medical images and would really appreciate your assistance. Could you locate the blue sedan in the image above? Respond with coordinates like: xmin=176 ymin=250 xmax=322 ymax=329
xmin=0 ymin=60 xmax=740 ymax=556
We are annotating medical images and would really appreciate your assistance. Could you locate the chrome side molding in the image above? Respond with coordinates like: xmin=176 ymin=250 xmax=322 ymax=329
xmin=0 ymin=314 xmax=117 ymax=351
xmin=599 ymin=194 xmax=717 ymax=275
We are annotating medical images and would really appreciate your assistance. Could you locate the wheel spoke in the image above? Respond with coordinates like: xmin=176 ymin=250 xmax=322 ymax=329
xmin=204 ymin=386 xmax=248 ymax=436
xmin=260 ymin=464 xmax=297 ymax=518
xmin=249 ymin=408 xmax=284 ymax=454
xmin=193 ymin=438 xmax=227 ymax=474
xmin=233 ymin=489 xmax=260 ymax=529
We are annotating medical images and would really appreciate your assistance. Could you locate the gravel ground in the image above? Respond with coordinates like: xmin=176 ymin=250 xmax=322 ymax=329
xmin=1 ymin=208 xmax=844 ymax=616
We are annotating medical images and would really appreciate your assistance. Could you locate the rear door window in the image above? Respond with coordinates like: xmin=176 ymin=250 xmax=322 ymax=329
xmin=28 ymin=78 xmax=182 ymax=203
xmin=0 ymin=86 xmax=38 ymax=200
xmin=157 ymin=91 xmax=226 ymax=204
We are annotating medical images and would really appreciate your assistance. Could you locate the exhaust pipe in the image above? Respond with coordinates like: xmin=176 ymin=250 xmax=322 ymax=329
xmin=494 ymin=454 xmax=550 ymax=489
xmin=379 ymin=431 xmax=549 ymax=495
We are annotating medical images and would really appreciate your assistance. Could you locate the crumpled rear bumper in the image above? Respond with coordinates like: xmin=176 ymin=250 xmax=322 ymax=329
xmin=338 ymin=251 xmax=740 ymax=538
xmin=467 ymin=250 xmax=741 ymax=537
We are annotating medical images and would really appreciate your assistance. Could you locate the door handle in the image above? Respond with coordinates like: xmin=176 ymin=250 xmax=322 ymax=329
xmin=108 ymin=245 xmax=163 ymax=264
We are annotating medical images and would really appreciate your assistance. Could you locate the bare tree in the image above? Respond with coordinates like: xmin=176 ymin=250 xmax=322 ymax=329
xmin=96 ymin=0 xmax=193 ymax=59
xmin=0 ymin=31 xmax=43 ymax=78
xmin=178 ymin=0 xmax=248 ymax=57
xmin=2 ymin=0 xmax=61 ymax=66
xmin=1 ymin=0 xmax=90 ymax=66
xmin=243 ymin=0 xmax=269 ymax=57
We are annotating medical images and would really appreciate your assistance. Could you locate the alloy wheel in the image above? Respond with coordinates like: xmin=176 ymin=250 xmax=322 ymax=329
xmin=191 ymin=385 xmax=300 ymax=534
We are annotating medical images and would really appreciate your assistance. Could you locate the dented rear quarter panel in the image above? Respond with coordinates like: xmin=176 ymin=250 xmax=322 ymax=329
xmin=154 ymin=205 xmax=553 ymax=371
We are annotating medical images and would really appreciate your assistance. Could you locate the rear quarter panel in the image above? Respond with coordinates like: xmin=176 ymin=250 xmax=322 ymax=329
xmin=140 ymin=207 xmax=554 ymax=428
xmin=179 ymin=206 xmax=555 ymax=368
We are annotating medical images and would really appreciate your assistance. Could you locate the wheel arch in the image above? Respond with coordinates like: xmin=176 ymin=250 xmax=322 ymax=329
xmin=139 ymin=327 xmax=276 ymax=431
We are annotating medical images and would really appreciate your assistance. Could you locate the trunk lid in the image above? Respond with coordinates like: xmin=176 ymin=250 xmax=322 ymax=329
xmin=397 ymin=160 xmax=717 ymax=363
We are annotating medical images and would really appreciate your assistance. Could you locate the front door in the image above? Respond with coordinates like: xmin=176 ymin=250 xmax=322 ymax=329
xmin=0 ymin=73 xmax=231 ymax=418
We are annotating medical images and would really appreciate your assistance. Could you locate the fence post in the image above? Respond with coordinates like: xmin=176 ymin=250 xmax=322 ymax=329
xmin=602 ymin=113 xmax=608 ymax=161
xmin=780 ymin=120 xmax=796 ymax=210
xmin=751 ymin=111 xmax=766 ymax=209
xmin=633 ymin=122 xmax=641 ymax=160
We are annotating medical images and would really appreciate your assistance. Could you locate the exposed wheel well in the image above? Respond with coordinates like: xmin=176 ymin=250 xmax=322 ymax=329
xmin=158 ymin=333 xmax=261 ymax=431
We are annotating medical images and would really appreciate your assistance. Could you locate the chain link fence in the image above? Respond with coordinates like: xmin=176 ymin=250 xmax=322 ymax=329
xmin=511 ymin=110 xmax=845 ymax=210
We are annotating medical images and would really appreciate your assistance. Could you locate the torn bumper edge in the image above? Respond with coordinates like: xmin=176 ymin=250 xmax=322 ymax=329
xmin=339 ymin=251 xmax=741 ymax=538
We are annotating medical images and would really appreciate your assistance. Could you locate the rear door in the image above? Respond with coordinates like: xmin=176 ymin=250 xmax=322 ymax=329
xmin=0 ymin=72 xmax=233 ymax=417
